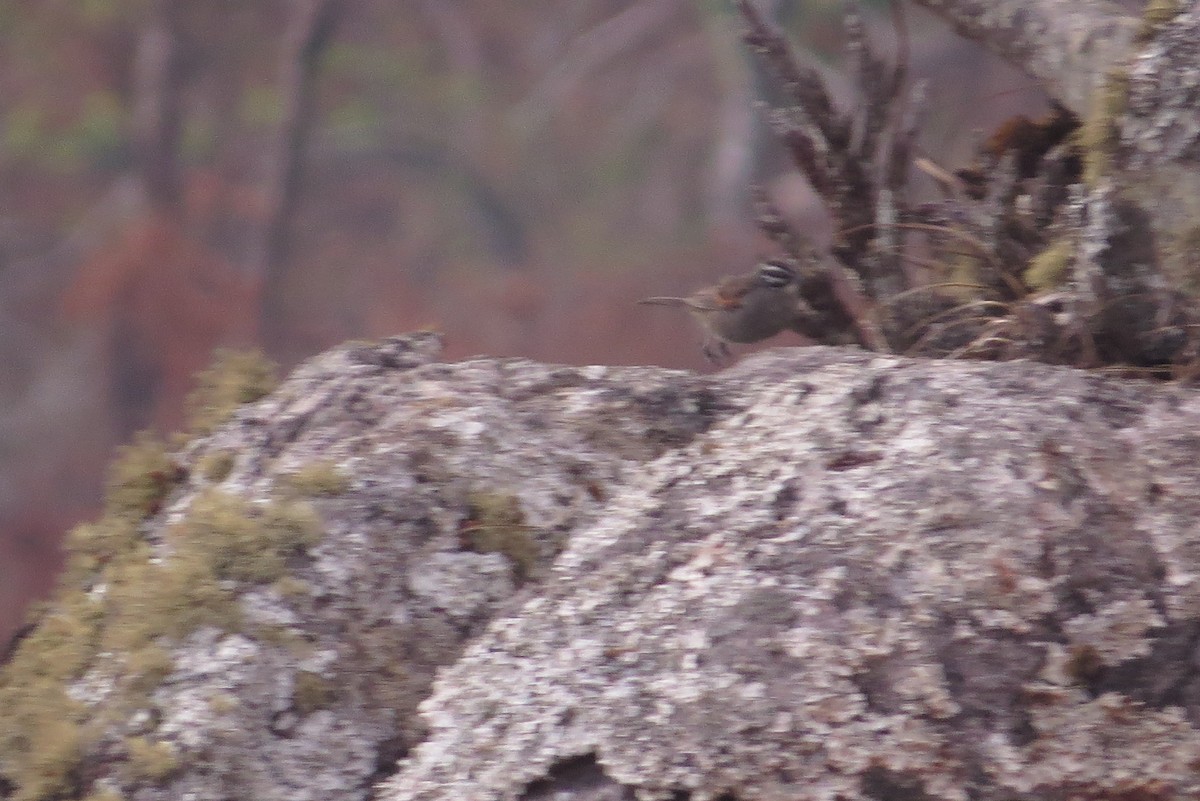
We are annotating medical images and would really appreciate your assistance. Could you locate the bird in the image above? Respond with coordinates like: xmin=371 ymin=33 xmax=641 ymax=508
xmin=639 ymin=260 xmax=808 ymax=362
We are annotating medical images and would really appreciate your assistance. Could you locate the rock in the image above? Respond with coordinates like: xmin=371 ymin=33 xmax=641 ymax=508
xmin=5 ymin=334 xmax=1200 ymax=801
xmin=380 ymin=346 xmax=1200 ymax=801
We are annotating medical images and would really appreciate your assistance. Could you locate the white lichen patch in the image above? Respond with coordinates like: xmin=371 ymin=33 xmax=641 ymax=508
xmin=1062 ymin=595 xmax=1165 ymax=663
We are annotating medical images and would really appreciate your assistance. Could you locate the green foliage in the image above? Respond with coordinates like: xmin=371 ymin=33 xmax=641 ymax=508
xmin=326 ymin=98 xmax=384 ymax=149
xmin=3 ymin=105 xmax=47 ymax=161
xmin=75 ymin=90 xmax=126 ymax=167
xmin=239 ymin=85 xmax=285 ymax=128
xmin=185 ymin=350 xmax=279 ymax=436
xmin=324 ymin=42 xmax=426 ymax=92
xmin=2 ymin=90 xmax=126 ymax=170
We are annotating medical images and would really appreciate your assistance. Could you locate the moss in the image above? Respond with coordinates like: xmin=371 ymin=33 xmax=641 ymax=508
xmin=1066 ymin=643 xmax=1104 ymax=685
xmin=1025 ymin=238 xmax=1075 ymax=291
xmin=1137 ymin=0 xmax=1181 ymax=42
xmin=0 ymin=354 xmax=292 ymax=799
xmin=18 ymin=718 xmax=84 ymax=801
xmin=460 ymin=491 xmax=540 ymax=584
xmin=1079 ymin=69 xmax=1129 ymax=186
xmin=208 ymin=692 xmax=238 ymax=716
xmin=0 ymin=457 xmax=173 ymax=798
xmin=105 ymin=433 xmax=180 ymax=520
xmin=272 ymin=575 xmax=310 ymax=600
xmin=122 ymin=737 xmax=178 ymax=782
xmin=98 ymin=542 xmax=234 ymax=655
xmin=197 ymin=450 xmax=236 ymax=483
xmin=251 ymin=623 xmax=310 ymax=655
xmin=282 ymin=459 xmax=351 ymax=496
xmin=124 ymin=645 xmax=174 ymax=694
xmin=293 ymin=671 xmax=336 ymax=715
xmin=1170 ymin=222 xmax=1200 ymax=292
xmin=0 ymin=353 xmax=308 ymax=799
xmin=81 ymin=789 xmax=125 ymax=801
xmin=173 ymin=490 xmax=321 ymax=586
xmin=0 ymin=619 xmax=92 ymax=800
xmin=175 ymin=491 xmax=271 ymax=583
xmin=64 ymin=517 xmax=140 ymax=583
xmin=185 ymin=349 xmax=278 ymax=436
xmin=259 ymin=497 xmax=323 ymax=562
xmin=11 ymin=590 xmax=102 ymax=683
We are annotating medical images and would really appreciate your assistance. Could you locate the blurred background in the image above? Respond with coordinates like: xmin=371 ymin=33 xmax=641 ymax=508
xmin=0 ymin=0 xmax=1053 ymax=643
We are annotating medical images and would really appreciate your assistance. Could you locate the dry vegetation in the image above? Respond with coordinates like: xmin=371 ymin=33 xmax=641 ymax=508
xmin=734 ymin=0 xmax=1200 ymax=377
xmin=2 ymin=0 xmax=1197 ymax=646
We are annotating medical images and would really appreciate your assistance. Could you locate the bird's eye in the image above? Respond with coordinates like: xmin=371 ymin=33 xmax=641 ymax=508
xmin=757 ymin=262 xmax=794 ymax=288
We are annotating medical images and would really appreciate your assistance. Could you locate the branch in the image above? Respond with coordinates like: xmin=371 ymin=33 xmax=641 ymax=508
xmin=130 ymin=0 xmax=189 ymax=212
xmin=908 ymin=0 xmax=1138 ymax=115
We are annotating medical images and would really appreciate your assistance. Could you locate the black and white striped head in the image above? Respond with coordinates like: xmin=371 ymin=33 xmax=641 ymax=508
xmin=755 ymin=260 xmax=796 ymax=288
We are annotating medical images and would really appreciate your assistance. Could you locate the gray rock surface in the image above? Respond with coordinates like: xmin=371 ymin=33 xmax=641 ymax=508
xmin=8 ymin=334 xmax=1200 ymax=801
xmin=380 ymin=343 xmax=1200 ymax=801
xmin=3 ymin=333 xmax=736 ymax=801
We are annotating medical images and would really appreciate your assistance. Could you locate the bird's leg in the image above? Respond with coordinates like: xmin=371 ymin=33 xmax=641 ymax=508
xmin=703 ymin=338 xmax=731 ymax=364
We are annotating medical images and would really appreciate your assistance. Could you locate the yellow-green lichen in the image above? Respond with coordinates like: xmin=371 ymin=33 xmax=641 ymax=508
xmin=461 ymin=491 xmax=540 ymax=584
xmin=197 ymin=449 xmax=236 ymax=483
xmin=282 ymin=460 xmax=351 ymax=496
xmin=1025 ymin=238 xmax=1075 ymax=291
xmin=185 ymin=349 xmax=278 ymax=436
xmin=122 ymin=737 xmax=178 ymax=782
xmin=293 ymin=671 xmax=336 ymax=715
xmin=1079 ymin=69 xmax=1130 ymax=186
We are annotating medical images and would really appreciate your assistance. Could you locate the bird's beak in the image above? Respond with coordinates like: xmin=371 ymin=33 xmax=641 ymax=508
xmin=638 ymin=297 xmax=718 ymax=312
xmin=637 ymin=296 xmax=688 ymax=306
